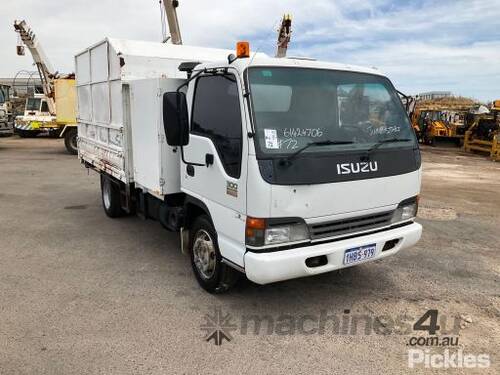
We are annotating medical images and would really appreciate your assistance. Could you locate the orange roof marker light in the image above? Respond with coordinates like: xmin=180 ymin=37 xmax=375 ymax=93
xmin=236 ymin=41 xmax=250 ymax=58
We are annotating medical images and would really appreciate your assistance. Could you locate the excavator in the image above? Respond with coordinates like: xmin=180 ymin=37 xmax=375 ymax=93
xmin=464 ymin=100 xmax=500 ymax=161
xmin=410 ymin=97 xmax=476 ymax=146
xmin=13 ymin=20 xmax=78 ymax=154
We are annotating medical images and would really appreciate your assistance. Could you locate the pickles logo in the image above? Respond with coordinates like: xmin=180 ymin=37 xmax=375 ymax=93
xmin=408 ymin=349 xmax=490 ymax=369
xmin=337 ymin=161 xmax=378 ymax=175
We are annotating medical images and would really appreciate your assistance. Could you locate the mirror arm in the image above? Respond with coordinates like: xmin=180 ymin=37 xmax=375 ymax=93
xmin=180 ymin=146 xmax=205 ymax=167
xmin=176 ymin=69 xmax=205 ymax=94
xmin=172 ymin=70 xmax=206 ymax=167
xmin=174 ymin=68 xmax=216 ymax=168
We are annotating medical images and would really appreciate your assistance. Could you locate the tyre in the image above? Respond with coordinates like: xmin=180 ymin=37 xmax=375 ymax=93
xmin=100 ymin=174 xmax=125 ymax=218
xmin=64 ymin=128 xmax=78 ymax=155
xmin=189 ymin=215 xmax=239 ymax=293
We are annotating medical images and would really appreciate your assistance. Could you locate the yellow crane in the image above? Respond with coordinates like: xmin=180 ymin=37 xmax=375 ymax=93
xmin=276 ymin=14 xmax=292 ymax=58
xmin=14 ymin=20 xmax=78 ymax=154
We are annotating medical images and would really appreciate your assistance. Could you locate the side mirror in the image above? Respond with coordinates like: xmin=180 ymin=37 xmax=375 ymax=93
xmin=163 ymin=92 xmax=189 ymax=146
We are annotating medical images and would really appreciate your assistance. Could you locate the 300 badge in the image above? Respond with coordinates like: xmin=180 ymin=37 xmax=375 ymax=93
xmin=226 ymin=181 xmax=238 ymax=197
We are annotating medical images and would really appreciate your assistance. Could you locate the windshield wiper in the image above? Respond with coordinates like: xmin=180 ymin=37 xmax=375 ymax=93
xmin=280 ymin=140 xmax=354 ymax=166
xmin=367 ymin=138 xmax=412 ymax=155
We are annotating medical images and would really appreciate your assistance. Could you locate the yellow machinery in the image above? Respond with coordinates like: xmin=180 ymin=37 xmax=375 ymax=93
xmin=276 ymin=14 xmax=292 ymax=58
xmin=14 ymin=20 xmax=78 ymax=154
xmin=55 ymin=79 xmax=78 ymax=154
xmin=412 ymin=107 xmax=468 ymax=145
xmin=464 ymin=100 xmax=500 ymax=161
xmin=411 ymin=98 xmax=475 ymax=145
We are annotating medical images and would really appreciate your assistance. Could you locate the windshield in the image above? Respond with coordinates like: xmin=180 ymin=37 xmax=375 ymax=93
xmin=248 ymin=67 xmax=416 ymax=157
xmin=26 ymin=98 xmax=41 ymax=111
xmin=0 ymin=87 xmax=7 ymax=104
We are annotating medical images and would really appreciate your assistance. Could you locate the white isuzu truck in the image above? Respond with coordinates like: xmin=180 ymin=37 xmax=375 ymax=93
xmin=76 ymin=38 xmax=422 ymax=293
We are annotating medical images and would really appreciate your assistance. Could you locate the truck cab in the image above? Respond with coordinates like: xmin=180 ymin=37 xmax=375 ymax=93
xmin=165 ymin=55 xmax=422 ymax=288
xmin=77 ymin=39 xmax=422 ymax=293
xmin=15 ymin=93 xmax=56 ymax=137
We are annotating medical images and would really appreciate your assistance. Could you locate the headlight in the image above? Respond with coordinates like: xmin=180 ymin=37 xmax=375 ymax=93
xmin=0 ymin=109 xmax=5 ymax=118
xmin=246 ymin=217 xmax=310 ymax=247
xmin=391 ymin=196 xmax=419 ymax=223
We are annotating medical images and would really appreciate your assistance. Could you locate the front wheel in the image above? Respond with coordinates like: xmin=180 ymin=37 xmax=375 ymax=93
xmin=100 ymin=175 xmax=125 ymax=218
xmin=189 ymin=215 xmax=239 ymax=293
xmin=64 ymin=128 xmax=78 ymax=155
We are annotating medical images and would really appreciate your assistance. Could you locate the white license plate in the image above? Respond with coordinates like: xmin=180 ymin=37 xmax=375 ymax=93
xmin=343 ymin=244 xmax=377 ymax=265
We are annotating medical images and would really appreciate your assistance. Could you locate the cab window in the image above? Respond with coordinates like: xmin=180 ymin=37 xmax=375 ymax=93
xmin=41 ymin=101 xmax=49 ymax=112
xmin=191 ymin=75 xmax=243 ymax=178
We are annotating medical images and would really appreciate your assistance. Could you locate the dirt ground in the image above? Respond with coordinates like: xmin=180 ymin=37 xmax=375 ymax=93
xmin=0 ymin=136 xmax=498 ymax=374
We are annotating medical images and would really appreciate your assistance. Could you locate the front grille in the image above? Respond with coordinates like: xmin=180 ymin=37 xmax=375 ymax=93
xmin=309 ymin=210 xmax=394 ymax=240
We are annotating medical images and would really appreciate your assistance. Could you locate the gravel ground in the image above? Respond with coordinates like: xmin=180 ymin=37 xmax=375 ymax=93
xmin=0 ymin=136 xmax=498 ymax=374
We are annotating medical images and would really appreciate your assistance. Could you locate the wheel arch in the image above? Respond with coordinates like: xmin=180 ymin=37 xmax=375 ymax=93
xmin=59 ymin=124 xmax=77 ymax=138
xmin=183 ymin=196 xmax=212 ymax=230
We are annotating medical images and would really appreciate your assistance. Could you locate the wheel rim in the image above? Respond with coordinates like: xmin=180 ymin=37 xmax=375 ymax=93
xmin=193 ymin=229 xmax=217 ymax=280
xmin=102 ymin=180 xmax=112 ymax=210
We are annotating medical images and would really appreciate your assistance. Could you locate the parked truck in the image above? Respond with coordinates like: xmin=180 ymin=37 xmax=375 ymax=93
xmin=14 ymin=92 xmax=54 ymax=138
xmin=0 ymin=84 xmax=14 ymax=136
xmin=76 ymin=37 xmax=422 ymax=293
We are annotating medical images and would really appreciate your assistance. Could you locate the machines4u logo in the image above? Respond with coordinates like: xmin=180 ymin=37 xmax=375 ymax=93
xmin=200 ymin=308 xmax=237 ymax=346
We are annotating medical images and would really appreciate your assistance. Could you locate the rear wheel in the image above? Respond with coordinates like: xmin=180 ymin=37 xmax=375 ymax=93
xmin=189 ymin=215 xmax=239 ymax=293
xmin=64 ymin=128 xmax=78 ymax=155
xmin=100 ymin=175 xmax=125 ymax=218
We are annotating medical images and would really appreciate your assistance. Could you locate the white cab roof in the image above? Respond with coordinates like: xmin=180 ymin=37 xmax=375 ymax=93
xmin=207 ymin=55 xmax=386 ymax=77
xmin=76 ymin=38 xmax=384 ymax=81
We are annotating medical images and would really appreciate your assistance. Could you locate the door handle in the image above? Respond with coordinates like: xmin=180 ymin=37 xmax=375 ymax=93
xmin=205 ymin=153 xmax=214 ymax=167
xmin=186 ymin=165 xmax=195 ymax=177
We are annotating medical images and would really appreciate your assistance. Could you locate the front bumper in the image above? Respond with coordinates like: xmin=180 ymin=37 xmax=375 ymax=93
xmin=0 ymin=121 xmax=13 ymax=135
xmin=244 ymin=222 xmax=422 ymax=285
xmin=15 ymin=121 xmax=59 ymax=131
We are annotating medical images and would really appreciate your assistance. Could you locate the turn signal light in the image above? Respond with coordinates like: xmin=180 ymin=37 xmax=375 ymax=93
xmin=245 ymin=217 xmax=310 ymax=247
xmin=246 ymin=217 xmax=265 ymax=233
xmin=246 ymin=217 xmax=266 ymax=246
xmin=236 ymin=41 xmax=250 ymax=58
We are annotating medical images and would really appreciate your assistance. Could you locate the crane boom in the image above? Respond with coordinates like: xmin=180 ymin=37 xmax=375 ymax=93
xmin=162 ymin=0 xmax=183 ymax=45
xmin=276 ymin=14 xmax=292 ymax=58
xmin=14 ymin=20 xmax=56 ymax=114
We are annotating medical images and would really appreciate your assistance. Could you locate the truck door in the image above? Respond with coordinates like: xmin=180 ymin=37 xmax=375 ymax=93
xmin=182 ymin=73 xmax=248 ymax=267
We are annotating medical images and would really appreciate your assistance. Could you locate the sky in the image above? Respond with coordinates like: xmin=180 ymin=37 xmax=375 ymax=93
xmin=1 ymin=0 xmax=499 ymax=102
